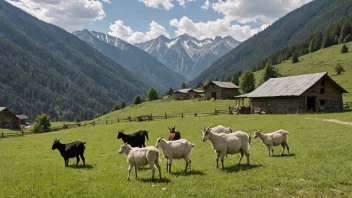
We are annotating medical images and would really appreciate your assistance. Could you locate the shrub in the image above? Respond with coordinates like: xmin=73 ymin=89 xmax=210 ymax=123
xmin=133 ymin=95 xmax=143 ymax=105
xmin=146 ymin=88 xmax=159 ymax=101
xmin=341 ymin=44 xmax=348 ymax=53
xmin=335 ymin=63 xmax=345 ymax=75
xmin=31 ymin=114 xmax=51 ymax=133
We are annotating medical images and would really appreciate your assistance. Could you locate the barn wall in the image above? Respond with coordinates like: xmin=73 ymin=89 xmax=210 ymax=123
xmin=0 ymin=110 xmax=19 ymax=128
xmin=251 ymin=97 xmax=299 ymax=114
xmin=204 ymin=83 xmax=239 ymax=99
xmin=301 ymin=76 xmax=343 ymax=111
xmin=221 ymin=88 xmax=239 ymax=99
xmin=173 ymin=93 xmax=190 ymax=100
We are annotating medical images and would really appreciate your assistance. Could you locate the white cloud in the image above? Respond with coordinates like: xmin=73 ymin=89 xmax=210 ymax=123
xmin=170 ymin=16 xmax=268 ymax=41
xmin=201 ymin=0 xmax=210 ymax=10
xmin=108 ymin=20 xmax=170 ymax=44
xmin=211 ymin=0 xmax=313 ymax=24
xmin=5 ymin=0 xmax=109 ymax=31
xmin=138 ymin=0 xmax=193 ymax=10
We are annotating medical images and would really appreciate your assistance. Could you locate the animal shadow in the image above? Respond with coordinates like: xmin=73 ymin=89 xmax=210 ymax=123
xmin=223 ymin=164 xmax=263 ymax=173
xmin=271 ymin=153 xmax=296 ymax=158
xmin=67 ymin=164 xmax=94 ymax=169
xmin=139 ymin=178 xmax=171 ymax=183
xmin=171 ymin=170 xmax=205 ymax=176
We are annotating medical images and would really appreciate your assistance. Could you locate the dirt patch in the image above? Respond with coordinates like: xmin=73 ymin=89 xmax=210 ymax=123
xmin=305 ymin=118 xmax=352 ymax=126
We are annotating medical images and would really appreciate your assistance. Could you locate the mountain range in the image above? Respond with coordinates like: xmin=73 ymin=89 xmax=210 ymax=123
xmin=190 ymin=0 xmax=352 ymax=86
xmin=135 ymin=34 xmax=241 ymax=80
xmin=0 ymin=0 xmax=148 ymax=121
xmin=73 ymin=30 xmax=186 ymax=93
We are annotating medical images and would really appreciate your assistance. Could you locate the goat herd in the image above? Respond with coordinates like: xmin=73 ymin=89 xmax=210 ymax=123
xmin=51 ymin=125 xmax=290 ymax=181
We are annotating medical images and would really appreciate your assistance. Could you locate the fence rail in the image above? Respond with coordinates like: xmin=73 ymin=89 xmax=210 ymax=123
xmin=1 ymin=108 xmax=234 ymax=139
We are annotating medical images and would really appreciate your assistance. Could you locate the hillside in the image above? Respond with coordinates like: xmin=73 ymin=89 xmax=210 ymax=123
xmin=135 ymin=34 xmax=240 ymax=80
xmin=0 ymin=1 xmax=148 ymax=121
xmin=191 ymin=0 xmax=352 ymax=86
xmin=73 ymin=30 xmax=186 ymax=92
xmin=254 ymin=42 xmax=352 ymax=101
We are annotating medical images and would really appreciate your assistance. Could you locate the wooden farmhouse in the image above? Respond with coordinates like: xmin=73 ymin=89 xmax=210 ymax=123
xmin=173 ymin=89 xmax=204 ymax=100
xmin=204 ymin=81 xmax=239 ymax=99
xmin=0 ymin=107 xmax=21 ymax=128
xmin=16 ymin=115 xmax=29 ymax=126
xmin=235 ymin=72 xmax=347 ymax=114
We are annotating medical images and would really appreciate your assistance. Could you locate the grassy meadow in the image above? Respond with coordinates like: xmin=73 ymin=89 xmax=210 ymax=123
xmin=1 ymin=100 xmax=352 ymax=197
xmin=254 ymin=42 xmax=352 ymax=101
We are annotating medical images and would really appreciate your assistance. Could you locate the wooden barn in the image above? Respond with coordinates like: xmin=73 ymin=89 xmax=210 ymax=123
xmin=204 ymin=81 xmax=239 ymax=99
xmin=235 ymin=72 xmax=347 ymax=114
xmin=0 ymin=107 xmax=21 ymax=128
xmin=173 ymin=89 xmax=204 ymax=100
xmin=16 ymin=115 xmax=29 ymax=126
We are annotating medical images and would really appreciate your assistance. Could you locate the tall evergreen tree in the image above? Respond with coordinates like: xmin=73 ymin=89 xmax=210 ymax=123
xmin=181 ymin=82 xmax=187 ymax=89
xmin=121 ymin=101 xmax=126 ymax=109
xmin=146 ymin=88 xmax=159 ymax=101
xmin=167 ymin=87 xmax=174 ymax=95
xmin=291 ymin=53 xmax=299 ymax=63
xmin=133 ymin=95 xmax=143 ymax=105
xmin=240 ymin=71 xmax=255 ymax=93
xmin=262 ymin=63 xmax=279 ymax=83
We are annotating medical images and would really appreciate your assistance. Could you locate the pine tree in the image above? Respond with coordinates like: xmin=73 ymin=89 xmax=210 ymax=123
xmin=167 ymin=87 xmax=174 ymax=95
xmin=291 ymin=53 xmax=299 ymax=63
xmin=341 ymin=44 xmax=348 ymax=53
xmin=181 ymin=82 xmax=187 ymax=89
xmin=240 ymin=71 xmax=255 ymax=93
xmin=262 ymin=63 xmax=279 ymax=83
xmin=146 ymin=88 xmax=159 ymax=101
xmin=133 ymin=95 xmax=143 ymax=105
xmin=121 ymin=101 xmax=126 ymax=109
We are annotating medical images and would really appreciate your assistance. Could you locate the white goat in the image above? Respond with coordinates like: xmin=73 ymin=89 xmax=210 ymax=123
xmin=201 ymin=126 xmax=250 ymax=169
xmin=205 ymin=125 xmax=232 ymax=134
xmin=253 ymin=129 xmax=290 ymax=156
xmin=155 ymin=136 xmax=194 ymax=173
xmin=118 ymin=143 xmax=161 ymax=181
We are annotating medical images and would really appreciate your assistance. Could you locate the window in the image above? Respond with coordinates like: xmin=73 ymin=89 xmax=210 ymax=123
xmin=320 ymin=88 xmax=325 ymax=94
xmin=321 ymin=79 xmax=325 ymax=86
xmin=320 ymin=100 xmax=326 ymax=106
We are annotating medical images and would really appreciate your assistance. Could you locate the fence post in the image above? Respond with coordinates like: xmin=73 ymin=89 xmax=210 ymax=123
xmin=2 ymin=133 xmax=4 ymax=138
xmin=194 ymin=113 xmax=197 ymax=117
xmin=150 ymin=114 xmax=153 ymax=120
xmin=118 ymin=118 xmax=120 ymax=123
xmin=215 ymin=108 xmax=217 ymax=115
xmin=128 ymin=116 xmax=131 ymax=122
xmin=182 ymin=113 xmax=184 ymax=118
xmin=165 ymin=113 xmax=167 ymax=119
xmin=22 ymin=129 xmax=24 ymax=136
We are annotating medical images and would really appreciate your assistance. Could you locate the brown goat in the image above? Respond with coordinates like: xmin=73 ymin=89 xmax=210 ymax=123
xmin=168 ymin=126 xmax=181 ymax=141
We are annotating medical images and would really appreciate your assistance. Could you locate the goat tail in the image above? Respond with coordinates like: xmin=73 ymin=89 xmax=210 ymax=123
xmin=248 ymin=135 xmax=251 ymax=145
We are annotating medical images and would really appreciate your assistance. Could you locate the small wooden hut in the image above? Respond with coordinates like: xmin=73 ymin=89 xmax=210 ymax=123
xmin=0 ymin=107 xmax=21 ymax=128
xmin=203 ymin=81 xmax=239 ymax=99
xmin=173 ymin=89 xmax=204 ymax=100
xmin=235 ymin=72 xmax=347 ymax=114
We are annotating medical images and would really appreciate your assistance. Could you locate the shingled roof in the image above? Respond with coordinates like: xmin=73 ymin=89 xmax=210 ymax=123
xmin=238 ymin=72 xmax=347 ymax=98
xmin=211 ymin=81 xmax=239 ymax=89
xmin=174 ymin=89 xmax=204 ymax=94
xmin=0 ymin=107 xmax=6 ymax=112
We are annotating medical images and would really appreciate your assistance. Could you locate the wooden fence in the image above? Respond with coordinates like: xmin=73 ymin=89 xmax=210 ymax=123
xmin=103 ymin=108 xmax=233 ymax=124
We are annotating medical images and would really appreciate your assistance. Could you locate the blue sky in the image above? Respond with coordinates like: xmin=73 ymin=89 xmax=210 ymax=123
xmin=6 ymin=0 xmax=312 ymax=43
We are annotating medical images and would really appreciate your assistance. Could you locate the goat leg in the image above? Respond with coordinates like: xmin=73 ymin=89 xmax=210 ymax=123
xmin=76 ymin=156 xmax=80 ymax=167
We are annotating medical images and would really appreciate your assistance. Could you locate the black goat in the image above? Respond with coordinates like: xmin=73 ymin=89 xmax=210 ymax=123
xmin=51 ymin=138 xmax=86 ymax=167
xmin=117 ymin=130 xmax=149 ymax=147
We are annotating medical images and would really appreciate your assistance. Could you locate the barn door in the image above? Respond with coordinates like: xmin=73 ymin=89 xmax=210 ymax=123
xmin=307 ymin=97 xmax=316 ymax=112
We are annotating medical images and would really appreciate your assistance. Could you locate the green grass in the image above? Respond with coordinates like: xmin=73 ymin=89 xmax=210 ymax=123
xmin=97 ymin=99 xmax=236 ymax=122
xmin=254 ymin=42 xmax=352 ymax=101
xmin=1 ymin=100 xmax=352 ymax=197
